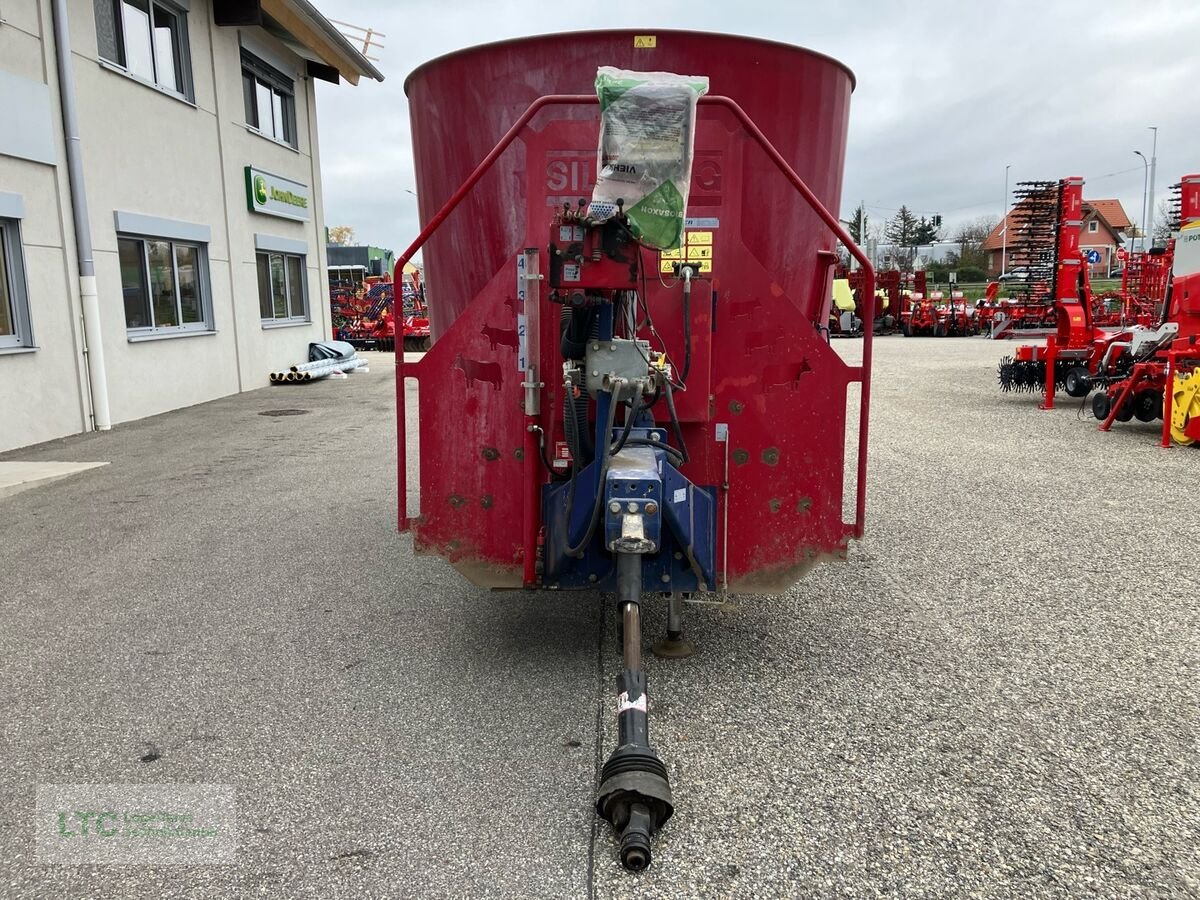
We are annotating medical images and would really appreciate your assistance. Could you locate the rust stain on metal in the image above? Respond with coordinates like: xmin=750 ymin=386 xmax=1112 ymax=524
xmin=768 ymin=498 xmax=782 ymax=514
xmin=730 ymin=546 xmax=834 ymax=592
xmin=795 ymin=496 xmax=813 ymax=514
xmin=481 ymin=446 xmax=501 ymax=461
xmin=447 ymin=494 xmax=467 ymax=509
xmin=728 ymin=400 xmax=744 ymax=415
xmin=732 ymin=449 xmax=749 ymax=466
xmin=761 ymin=447 xmax=780 ymax=466
xmin=481 ymin=494 xmax=494 ymax=509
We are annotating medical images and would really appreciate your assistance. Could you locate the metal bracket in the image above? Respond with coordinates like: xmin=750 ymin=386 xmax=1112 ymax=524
xmin=518 ymin=248 xmax=542 ymax=416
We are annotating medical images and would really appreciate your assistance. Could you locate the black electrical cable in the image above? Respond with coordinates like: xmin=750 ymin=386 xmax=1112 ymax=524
xmin=635 ymin=248 xmax=672 ymax=361
xmin=637 ymin=246 xmax=652 ymax=330
xmin=563 ymin=388 xmax=620 ymax=557
xmin=635 ymin=246 xmax=690 ymax=391
xmin=680 ymin=276 xmax=692 ymax=384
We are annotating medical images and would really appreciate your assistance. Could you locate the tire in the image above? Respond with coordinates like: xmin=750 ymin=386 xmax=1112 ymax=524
xmin=1115 ymin=397 xmax=1135 ymax=422
xmin=1092 ymin=392 xmax=1111 ymax=421
xmin=935 ymin=323 xmax=947 ymax=337
xmin=1064 ymin=366 xmax=1091 ymax=398
xmin=903 ymin=322 xmax=912 ymax=337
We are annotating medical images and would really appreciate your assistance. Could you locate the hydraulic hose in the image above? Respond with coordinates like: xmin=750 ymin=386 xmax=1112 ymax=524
xmin=563 ymin=385 xmax=621 ymax=557
xmin=621 ymin=438 xmax=684 ymax=466
xmin=609 ymin=392 xmax=642 ymax=456
xmin=662 ymin=379 xmax=689 ymax=464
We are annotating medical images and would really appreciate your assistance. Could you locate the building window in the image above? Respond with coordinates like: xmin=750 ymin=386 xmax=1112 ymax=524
xmin=119 ymin=235 xmax=211 ymax=334
xmin=0 ymin=219 xmax=34 ymax=350
xmin=94 ymin=0 xmax=192 ymax=100
xmin=242 ymin=52 xmax=296 ymax=148
xmin=256 ymin=252 xmax=308 ymax=323
xmin=1088 ymin=220 xmax=1099 ymax=233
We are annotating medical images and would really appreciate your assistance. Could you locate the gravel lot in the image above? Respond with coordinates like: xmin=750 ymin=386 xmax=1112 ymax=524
xmin=1 ymin=339 xmax=1197 ymax=898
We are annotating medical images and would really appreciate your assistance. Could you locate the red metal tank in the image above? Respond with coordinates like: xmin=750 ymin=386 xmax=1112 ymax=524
xmin=405 ymin=30 xmax=855 ymax=338
xmin=398 ymin=31 xmax=871 ymax=591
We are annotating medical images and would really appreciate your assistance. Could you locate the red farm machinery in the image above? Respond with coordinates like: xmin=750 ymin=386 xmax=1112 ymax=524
xmin=901 ymin=274 xmax=980 ymax=337
xmin=330 ymin=267 xmax=431 ymax=352
xmin=995 ymin=172 xmax=1200 ymax=446
xmin=1091 ymin=175 xmax=1200 ymax=444
xmin=830 ymin=268 xmax=903 ymax=336
xmin=394 ymin=32 xmax=872 ymax=870
xmin=996 ymin=177 xmax=1100 ymax=394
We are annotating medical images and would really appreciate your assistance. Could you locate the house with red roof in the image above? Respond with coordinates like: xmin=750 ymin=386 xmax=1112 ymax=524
xmin=983 ymin=198 xmax=1133 ymax=278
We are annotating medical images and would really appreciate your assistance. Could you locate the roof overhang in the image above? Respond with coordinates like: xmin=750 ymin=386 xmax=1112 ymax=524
xmin=216 ymin=0 xmax=383 ymax=85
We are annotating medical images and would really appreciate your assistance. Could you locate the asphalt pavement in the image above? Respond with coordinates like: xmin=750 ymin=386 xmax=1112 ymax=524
xmin=1 ymin=340 xmax=1197 ymax=898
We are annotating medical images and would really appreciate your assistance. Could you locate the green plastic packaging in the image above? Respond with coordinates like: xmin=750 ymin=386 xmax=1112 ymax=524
xmin=588 ymin=67 xmax=709 ymax=250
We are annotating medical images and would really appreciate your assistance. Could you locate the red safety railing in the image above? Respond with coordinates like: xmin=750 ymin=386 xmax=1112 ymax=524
xmin=394 ymin=94 xmax=875 ymax=540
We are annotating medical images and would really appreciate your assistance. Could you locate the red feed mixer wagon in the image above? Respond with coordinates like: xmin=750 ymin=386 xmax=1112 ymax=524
xmin=394 ymin=31 xmax=873 ymax=870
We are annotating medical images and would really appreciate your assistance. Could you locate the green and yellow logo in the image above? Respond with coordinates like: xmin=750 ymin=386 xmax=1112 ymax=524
xmin=253 ymin=175 xmax=268 ymax=206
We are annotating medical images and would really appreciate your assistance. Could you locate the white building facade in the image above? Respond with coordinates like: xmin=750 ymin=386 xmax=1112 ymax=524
xmin=0 ymin=0 xmax=381 ymax=452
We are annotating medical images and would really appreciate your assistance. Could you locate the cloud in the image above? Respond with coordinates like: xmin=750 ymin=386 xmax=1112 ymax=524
xmin=313 ymin=0 xmax=1199 ymax=255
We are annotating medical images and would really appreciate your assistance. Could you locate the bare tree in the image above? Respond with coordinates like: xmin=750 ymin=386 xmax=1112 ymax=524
xmin=952 ymin=215 xmax=1000 ymax=272
xmin=327 ymin=225 xmax=356 ymax=246
xmin=1152 ymin=199 xmax=1175 ymax=244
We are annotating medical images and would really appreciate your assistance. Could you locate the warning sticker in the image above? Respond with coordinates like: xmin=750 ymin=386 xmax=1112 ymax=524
xmin=633 ymin=35 xmax=657 ymax=48
xmin=553 ymin=441 xmax=572 ymax=470
xmin=658 ymin=230 xmax=717 ymax=274
xmin=618 ymin=691 xmax=648 ymax=714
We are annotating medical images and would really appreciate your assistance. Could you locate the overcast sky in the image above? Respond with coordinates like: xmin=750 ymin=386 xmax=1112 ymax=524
xmin=314 ymin=0 xmax=1200 ymax=253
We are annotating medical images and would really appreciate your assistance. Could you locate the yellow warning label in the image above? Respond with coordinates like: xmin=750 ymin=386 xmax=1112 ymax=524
xmin=634 ymin=35 xmax=656 ymax=48
xmin=660 ymin=257 xmax=712 ymax=273
xmin=660 ymin=231 xmax=716 ymax=274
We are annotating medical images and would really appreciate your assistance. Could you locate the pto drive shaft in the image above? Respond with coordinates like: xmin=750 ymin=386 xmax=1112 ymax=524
xmin=596 ymin=553 xmax=674 ymax=872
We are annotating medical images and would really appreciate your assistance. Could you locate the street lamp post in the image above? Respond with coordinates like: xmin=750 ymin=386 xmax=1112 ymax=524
xmin=1001 ymin=164 xmax=1010 ymax=276
xmin=1146 ymin=126 xmax=1158 ymax=247
xmin=1134 ymin=151 xmax=1148 ymax=252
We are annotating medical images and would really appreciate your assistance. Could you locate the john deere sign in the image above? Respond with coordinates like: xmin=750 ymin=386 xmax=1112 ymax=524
xmin=245 ymin=167 xmax=310 ymax=221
